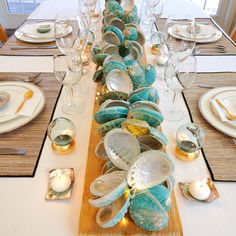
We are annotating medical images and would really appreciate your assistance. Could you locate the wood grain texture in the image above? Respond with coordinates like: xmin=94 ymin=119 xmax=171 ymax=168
xmin=156 ymin=18 xmax=236 ymax=55
xmin=184 ymin=73 xmax=236 ymax=181
xmin=78 ymin=84 xmax=183 ymax=235
xmin=0 ymin=73 xmax=62 ymax=177
xmin=0 ymin=20 xmax=57 ymax=56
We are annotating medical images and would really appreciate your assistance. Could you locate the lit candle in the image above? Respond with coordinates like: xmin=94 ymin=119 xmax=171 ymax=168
xmin=51 ymin=172 xmax=72 ymax=193
xmin=189 ymin=181 xmax=211 ymax=200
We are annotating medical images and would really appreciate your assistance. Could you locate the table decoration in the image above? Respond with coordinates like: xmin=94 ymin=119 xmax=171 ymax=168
xmin=79 ymin=0 xmax=182 ymax=234
xmin=179 ymin=178 xmax=219 ymax=203
xmin=183 ymin=73 xmax=236 ymax=181
xmin=154 ymin=18 xmax=236 ymax=56
xmin=175 ymin=123 xmax=205 ymax=161
xmin=46 ymin=168 xmax=74 ymax=200
xmin=47 ymin=117 xmax=76 ymax=155
xmin=0 ymin=73 xmax=62 ymax=177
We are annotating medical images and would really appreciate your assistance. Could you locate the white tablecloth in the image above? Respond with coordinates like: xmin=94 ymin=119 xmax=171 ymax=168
xmin=0 ymin=1 xmax=235 ymax=236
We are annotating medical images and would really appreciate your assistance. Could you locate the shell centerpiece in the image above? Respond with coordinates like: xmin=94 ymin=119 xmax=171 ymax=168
xmin=104 ymin=128 xmax=141 ymax=170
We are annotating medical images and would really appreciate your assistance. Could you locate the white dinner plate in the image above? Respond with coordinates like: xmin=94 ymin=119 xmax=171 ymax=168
xmin=0 ymin=82 xmax=46 ymax=134
xmin=168 ymin=25 xmax=223 ymax=43
xmin=15 ymin=21 xmax=55 ymax=43
xmin=199 ymin=87 xmax=236 ymax=138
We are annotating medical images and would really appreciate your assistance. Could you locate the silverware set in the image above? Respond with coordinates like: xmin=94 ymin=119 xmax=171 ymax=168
xmin=194 ymin=44 xmax=227 ymax=54
xmin=11 ymin=45 xmax=57 ymax=50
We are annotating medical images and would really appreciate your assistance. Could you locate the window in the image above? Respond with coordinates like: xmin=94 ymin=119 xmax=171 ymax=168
xmin=6 ymin=0 xmax=44 ymax=14
xmin=190 ymin=0 xmax=220 ymax=15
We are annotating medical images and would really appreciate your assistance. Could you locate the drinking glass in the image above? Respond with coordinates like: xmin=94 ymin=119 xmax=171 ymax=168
xmin=79 ymin=0 xmax=101 ymax=32
xmin=164 ymin=55 xmax=196 ymax=121
xmin=140 ymin=0 xmax=164 ymax=40
xmin=54 ymin=9 xmax=86 ymax=55
xmin=53 ymin=50 xmax=83 ymax=115
xmin=164 ymin=14 xmax=196 ymax=62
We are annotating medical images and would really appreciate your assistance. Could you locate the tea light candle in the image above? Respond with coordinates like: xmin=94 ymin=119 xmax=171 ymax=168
xmin=189 ymin=181 xmax=211 ymax=200
xmin=51 ymin=173 xmax=71 ymax=193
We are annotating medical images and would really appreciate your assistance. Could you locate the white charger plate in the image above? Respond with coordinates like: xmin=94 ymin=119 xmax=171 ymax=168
xmin=199 ymin=87 xmax=236 ymax=138
xmin=168 ymin=26 xmax=223 ymax=43
xmin=0 ymin=82 xmax=46 ymax=134
xmin=15 ymin=21 xmax=55 ymax=43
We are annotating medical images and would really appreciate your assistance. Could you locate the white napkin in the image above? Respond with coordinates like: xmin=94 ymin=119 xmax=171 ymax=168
xmin=0 ymin=90 xmax=42 ymax=117
xmin=20 ymin=22 xmax=54 ymax=39
xmin=196 ymin=56 xmax=236 ymax=73
xmin=210 ymin=99 xmax=236 ymax=127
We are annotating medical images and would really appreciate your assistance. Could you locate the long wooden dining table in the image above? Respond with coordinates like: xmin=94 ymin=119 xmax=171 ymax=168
xmin=0 ymin=0 xmax=236 ymax=235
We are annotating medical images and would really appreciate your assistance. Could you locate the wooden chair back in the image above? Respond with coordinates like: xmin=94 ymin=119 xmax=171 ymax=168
xmin=0 ymin=24 xmax=8 ymax=43
xmin=230 ymin=25 xmax=236 ymax=42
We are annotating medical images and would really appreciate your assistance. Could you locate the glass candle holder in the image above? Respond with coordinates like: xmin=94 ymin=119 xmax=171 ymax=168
xmin=175 ymin=123 xmax=205 ymax=161
xmin=47 ymin=117 xmax=76 ymax=155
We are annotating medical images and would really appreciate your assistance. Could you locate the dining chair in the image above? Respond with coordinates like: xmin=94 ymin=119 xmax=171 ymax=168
xmin=230 ymin=24 xmax=236 ymax=42
xmin=0 ymin=24 xmax=8 ymax=44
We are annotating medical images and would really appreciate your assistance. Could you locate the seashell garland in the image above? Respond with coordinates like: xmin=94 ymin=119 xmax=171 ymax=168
xmin=89 ymin=0 xmax=176 ymax=231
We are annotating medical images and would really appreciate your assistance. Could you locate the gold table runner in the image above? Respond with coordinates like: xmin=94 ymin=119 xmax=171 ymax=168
xmin=183 ymin=73 xmax=236 ymax=181
xmin=156 ymin=18 xmax=236 ymax=55
xmin=0 ymin=73 xmax=62 ymax=177
xmin=0 ymin=20 xmax=57 ymax=56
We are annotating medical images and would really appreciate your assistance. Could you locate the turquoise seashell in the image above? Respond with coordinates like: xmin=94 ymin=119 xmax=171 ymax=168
xmin=129 ymin=191 xmax=169 ymax=231
xmin=123 ymin=7 xmax=140 ymax=25
xmin=103 ymin=31 xmax=121 ymax=45
xmin=148 ymin=184 xmax=171 ymax=203
xmin=123 ymin=26 xmax=138 ymax=41
xmin=94 ymin=106 xmax=129 ymax=124
xmin=96 ymin=193 xmax=131 ymax=228
xmin=124 ymin=59 xmax=137 ymax=67
xmin=109 ymin=18 xmax=125 ymax=31
xmin=103 ymin=61 xmax=127 ymax=76
xmin=130 ymin=100 xmax=161 ymax=112
xmin=92 ymin=69 xmax=104 ymax=83
xmin=92 ymin=53 xmax=109 ymax=66
xmin=106 ymin=0 xmax=125 ymax=19
xmin=127 ymin=61 xmax=146 ymax=89
xmin=128 ymin=107 xmax=164 ymax=127
xmin=92 ymin=41 xmax=110 ymax=55
xmin=150 ymin=127 xmax=168 ymax=145
xmin=144 ymin=64 xmax=157 ymax=86
xmin=128 ymin=87 xmax=159 ymax=104
xmin=99 ymin=91 xmax=128 ymax=105
xmin=103 ymin=13 xmax=117 ymax=25
xmin=101 ymin=44 xmax=119 ymax=55
xmin=104 ymin=25 xmax=124 ymax=44
xmin=97 ymin=118 xmax=127 ymax=136
xmin=118 ymin=40 xmax=132 ymax=57
xmin=137 ymin=29 xmax=145 ymax=45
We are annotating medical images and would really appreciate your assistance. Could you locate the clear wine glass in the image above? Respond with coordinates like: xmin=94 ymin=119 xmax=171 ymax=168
xmin=54 ymin=9 xmax=86 ymax=55
xmin=164 ymin=14 xmax=196 ymax=63
xmin=53 ymin=50 xmax=83 ymax=115
xmin=79 ymin=0 xmax=100 ymax=32
xmin=164 ymin=55 xmax=196 ymax=121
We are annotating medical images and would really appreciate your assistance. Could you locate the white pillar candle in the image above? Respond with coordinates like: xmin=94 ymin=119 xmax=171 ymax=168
xmin=189 ymin=181 xmax=211 ymax=200
xmin=51 ymin=173 xmax=72 ymax=193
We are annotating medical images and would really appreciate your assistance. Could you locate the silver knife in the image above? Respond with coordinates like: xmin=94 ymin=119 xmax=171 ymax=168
xmin=11 ymin=45 xmax=57 ymax=50
xmin=198 ymin=83 xmax=234 ymax=89
xmin=0 ymin=148 xmax=27 ymax=155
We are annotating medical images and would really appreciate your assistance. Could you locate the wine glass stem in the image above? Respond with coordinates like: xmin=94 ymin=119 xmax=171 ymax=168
xmin=68 ymin=84 xmax=75 ymax=106
xmin=172 ymin=91 xmax=178 ymax=106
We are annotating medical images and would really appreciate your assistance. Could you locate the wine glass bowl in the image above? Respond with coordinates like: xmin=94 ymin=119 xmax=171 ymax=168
xmin=53 ymin=50 xmax=83 ymax=115
xmin=164 ymin=14 xmax=196 ymax=62
xmin=164 ymin=55 xmax=196 ymax=121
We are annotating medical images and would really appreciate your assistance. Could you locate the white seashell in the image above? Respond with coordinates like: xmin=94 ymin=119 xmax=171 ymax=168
xmin=89 ymin=180 xmax=128 ymax=207
xmin=96 ymin=193 xmax=131 ymax=228
xmin=103 ymin=54 xmax=124 ymax=65
xmin=121 ymin=0 xmax=134 ymax=12
xmin=90 ymin=171 xmax=127 ymax=197
xmin=106 ymin=69 xmax=134 ymax=94
xmin=100 ymin=99 xmax=130 ymax=110
xmin=104 ymin=128 xmax=141 ymax=170
xmin=127 ymin=150 xmax=174 ymax=190
xmin=95 ymin=141 xmax=109 ymax=161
